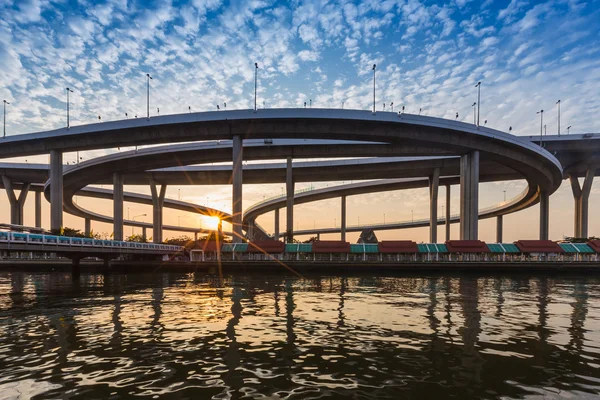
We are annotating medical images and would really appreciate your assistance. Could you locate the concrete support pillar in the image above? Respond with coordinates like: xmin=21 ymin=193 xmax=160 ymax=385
xmin=459 ymin=151 xmax=479 ymax=240
xmin=35 ymin=191 xmax=42 ymax=228
xmin=50 ymin=150 xmax=63 ymax=232
xmin=274 ymin=208 xmax=280 ymax=240
xmin=445 ymin=185 xmax=451 ymax=241
xmin=247 ymin=222 xmax=255 ymax=242
xmin=429 ymin=168 xmax=440 ymax=243
xmin=232 ymin=135 xmax=243 ymax=243
xmin=286 ymin=157 xmax=294 ymax=243
xmin=496 ymin=215 xmax=503 ymax=243
xmin=85 ymin=218 xmax=91 ymax=237
xmin=150 ymin=180 xmax=167 ymax=244
xmin=539 ymin=190 xmax=550 ymax=240
xmin=113 ymin=173 xmax=124 ymax=241
xmin=2 ymin=177 xmax=30 ymax=225
xmin=341 ymin=195 xmax=347 ymax=242
xmin=569 ymin=167 xmax=596 ymax=238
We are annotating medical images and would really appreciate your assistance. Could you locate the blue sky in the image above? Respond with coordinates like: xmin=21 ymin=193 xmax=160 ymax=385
xmin=1 ymin=0 xmax=599 ymax=136
xmin=1 ymin=0 xmax=600 ymax=241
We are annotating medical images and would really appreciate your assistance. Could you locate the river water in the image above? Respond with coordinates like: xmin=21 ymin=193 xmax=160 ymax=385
xmin=0 ymin=271 xmax=599 ymax=399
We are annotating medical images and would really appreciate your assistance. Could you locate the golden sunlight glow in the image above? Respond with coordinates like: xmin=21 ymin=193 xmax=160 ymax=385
xmin=204 ymin=216 xmax=220 ymax=230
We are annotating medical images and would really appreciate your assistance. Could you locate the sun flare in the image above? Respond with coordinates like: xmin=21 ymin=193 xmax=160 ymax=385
xmin=204 ymin=216 xmax=220 ymax=230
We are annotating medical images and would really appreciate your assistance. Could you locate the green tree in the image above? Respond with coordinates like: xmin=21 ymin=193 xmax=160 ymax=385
xmin=126 ymin=233 xmax=148 ymax=243
xmin=164 ymin=235 xmax=194 ymax=246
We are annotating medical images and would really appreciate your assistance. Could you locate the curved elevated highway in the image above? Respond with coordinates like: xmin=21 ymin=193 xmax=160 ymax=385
xmin=4 ymin=109 xmax=598 ymax=244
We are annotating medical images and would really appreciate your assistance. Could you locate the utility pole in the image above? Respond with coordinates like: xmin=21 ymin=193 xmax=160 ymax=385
xmin=254 ymin=63 xmax=258 ymax=111
xmin=146 ymin=73 xmax=153 ymax=119
xmin=475 ymin=81 xmax=481 ymax=127
xmin=556 ymin=100 xmax=561 ymax=135
xmin=66 ymin=88 xmax=73 ymax=128
xmin=372 ymin=64 xmax=376 ymax=113
xmin=2 ymin=100 xmax=9 ymax=137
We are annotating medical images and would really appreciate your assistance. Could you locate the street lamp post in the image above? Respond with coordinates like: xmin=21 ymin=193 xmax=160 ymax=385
xmin=372 ymin=64 xmax=376 ymax=113
xmin=2 ymin=100 xmax=9 ymax=138
xmin=567 ymin=125 xmax=572 ymax=134
xmin=537 ymin=109 xmax=544 ymax=147
xmin=475 ymin=81 xmax=481 ymax=127
xmin=390 ymin=102 xmax=394 ymax=112
xmin=556 ymin=100 xmax=561 ymax=135
xmin=132 ymin=213 xmax=147 ymax=236
xmin=146 ymin=74 xmax=153 ymax=119
xmin=472 ymin=102 xmax=476 ymax=125
xmin=254 ymin=62 xmax=258 ymax=112
xmin=66 ymin=88 xmax=73 ymax=128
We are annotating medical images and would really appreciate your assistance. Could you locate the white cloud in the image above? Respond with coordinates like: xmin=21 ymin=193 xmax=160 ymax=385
xmin=298 ymin=49 xmax=319 ymax=62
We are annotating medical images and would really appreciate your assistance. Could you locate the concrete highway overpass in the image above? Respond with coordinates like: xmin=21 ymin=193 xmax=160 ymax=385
xmin=0 ymin=109 xmax=597 ymax=243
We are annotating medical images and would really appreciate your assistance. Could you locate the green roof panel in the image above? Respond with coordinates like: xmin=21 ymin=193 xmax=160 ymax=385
xmin=574 ymin=243 xmax=594 ymax=253
xmin=285 ymin=243 xmax=312 ymax=253
xmin=560 ymin=243 xmax=595 ymax=253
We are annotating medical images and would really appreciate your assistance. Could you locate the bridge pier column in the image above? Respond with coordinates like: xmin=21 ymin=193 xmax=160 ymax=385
xmin=496 ymin=215 xmax=503 ymax=243
xmin=2 ymin=177 xmax=30 ymax=225
xmin=150 ymin=180 xmax=167 ymax=244
xmin=539 ymin=190 xmax=550 ymax=240
xmin=429 ymin=168 xmax=440 ymax=243
xmin=445 ymin=185 xmax=451 ymax=241
xmin=341 ymin=195 xmax=347 ymax=242
xmin=247 ymin=222 xmax=255 ymax=241
xmin=274 ymin=208 xmax=280 ymax=240
xmin=460 ymin=151 xmax=479 ymax=240
xmin=113 ymin=173 xmax=124 ymax=241
xmin=569 ymin=167 xmax=596 ymax=238
xmin=35 ymin=191 xmax=42 ymax=228
xmin=50 ymin=150 xmax=63 ymax=232
xmin=84 ymin=218 xmax=91 ymax=237
xmin=232 ymin=135 xmax=243 ymax=243
xmin=286 ymin=157 xmax=294 ymax=243
xmin=71 ymin=256 xmax=81 ymax=277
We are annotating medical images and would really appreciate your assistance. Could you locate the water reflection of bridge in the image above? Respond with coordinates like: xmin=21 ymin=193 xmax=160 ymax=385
xmin=0 ymin=273 xmax=598 ymax=398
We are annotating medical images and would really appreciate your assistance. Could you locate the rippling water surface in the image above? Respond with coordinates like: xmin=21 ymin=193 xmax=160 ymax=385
xmin=1 ymin=271 xmax=600 ymax=399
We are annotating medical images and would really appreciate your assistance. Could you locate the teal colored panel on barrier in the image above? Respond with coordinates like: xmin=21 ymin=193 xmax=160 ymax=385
xmin=285 ymin=243 xmax=312 ymax=252
xmin=365 ymin=244 xmax=379 ymax=253
xmin=559 ymin=243 xmax=577 ymax=253
xmin=487 ymin=244 xmax=504 ymax=253
xmin=502 ymin=244 xmax=521 ymax=253
xmin=350 ymin=244 xmax=364 ymax=253
xmin=436 ymin=244 xmax=448 ymax=253
xmin=232 ymin=243 xmax=248 ymax=252
xmin=417 ymin=244 xmax=428 ymax=253
xmin=574 ymin=243 xmax=594 ymax=253
xmin=222 ymin=244 xmax=234 ymax=252
xmin=560 ymin=243 xmax=594 ymax=253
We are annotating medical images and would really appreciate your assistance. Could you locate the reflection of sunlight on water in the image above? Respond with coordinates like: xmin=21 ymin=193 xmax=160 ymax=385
xmin=0 ymin=379 xmax=62 ymax=400
xmin=0 ymin=272 xmax=600 ymax=398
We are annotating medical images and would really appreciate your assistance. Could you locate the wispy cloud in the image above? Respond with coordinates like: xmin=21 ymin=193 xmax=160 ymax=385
xmin=1 ymin=0 xmax=600 ymax=239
